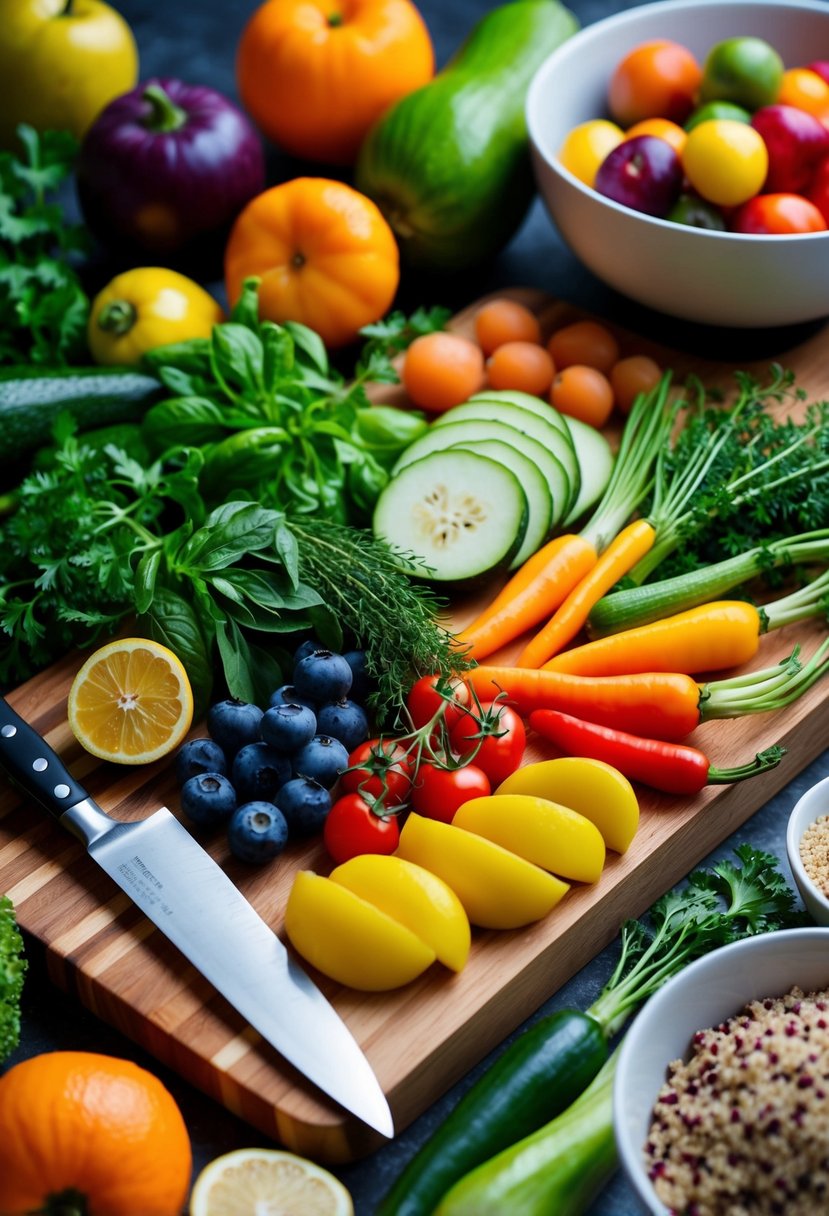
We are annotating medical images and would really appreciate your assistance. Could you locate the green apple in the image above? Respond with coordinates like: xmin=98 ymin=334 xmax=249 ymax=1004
xmin=699 ymin=36 xmax=784 ymax=112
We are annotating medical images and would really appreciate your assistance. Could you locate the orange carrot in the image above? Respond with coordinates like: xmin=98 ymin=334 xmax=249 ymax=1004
xmin=542 ymin=601 xmax=762 ymax=677
xmin=452 ymin=534 xmax=597 ymax=661
xmin=516 ymin=519 xmax=657 ymax=668
xmin=467 ymin=664 xmax=702 ymax=741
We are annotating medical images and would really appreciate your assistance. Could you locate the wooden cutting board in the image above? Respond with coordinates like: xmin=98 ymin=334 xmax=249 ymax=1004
xmin=2 ymin=289 xmax=829 ymax=1165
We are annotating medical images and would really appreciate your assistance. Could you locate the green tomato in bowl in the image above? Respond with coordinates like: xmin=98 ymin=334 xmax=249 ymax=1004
xmin=685 ymin=99 xmax=752 ymax=131
xmin=667 ymin=193 xmax=728 ymax=230
xmin=699 ymin=36 xmax=784 ymax=111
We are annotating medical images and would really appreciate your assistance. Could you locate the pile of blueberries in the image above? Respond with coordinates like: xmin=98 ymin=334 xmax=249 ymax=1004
xmin=174 ymin=644 xmax=371 ymax=864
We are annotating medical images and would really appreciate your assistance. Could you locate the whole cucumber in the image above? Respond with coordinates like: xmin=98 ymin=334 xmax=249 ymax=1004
xmin=354 ymin=0 xmax=579 ymax=272
xmin=376 ymin=1009 xmax=607 ymax=1216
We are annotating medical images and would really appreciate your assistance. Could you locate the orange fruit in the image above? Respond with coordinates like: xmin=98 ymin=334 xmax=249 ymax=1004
xmin=0 ymin=1051 xmax=192 ymax=1216
xmin=67 ymin=637 xmax=194 ymax=765
xmin=224 ymin=177 xmax=400 ymax=349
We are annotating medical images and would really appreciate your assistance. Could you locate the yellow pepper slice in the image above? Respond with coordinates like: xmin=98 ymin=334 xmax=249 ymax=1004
xmin=395 ymin=813 xmax=569 ymax=930
xmin=497 ymin=757 xmax=640 ymax=854
xmin=453 ymin=794 xmax=606 ymax=884
xmin=330 ymin=854 xmax=471 ymax=973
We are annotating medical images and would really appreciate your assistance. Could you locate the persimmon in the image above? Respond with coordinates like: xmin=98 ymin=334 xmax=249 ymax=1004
xmin=486 ymin=341 xmax=555 ymax=396
xmin=225 ymin=177 xmax=400 ymax=349
xmin=550 ymin=365 xmax=614 ymax=429
xmin=474 ymin=298 xmax=542 ymax=354
xmin=402 ymin=331 xmax=485 ymax=412
xmin=547 ymin=319 xmax=620 ymax=375
xmin=236 ymin=0 xmax=435 ymax=164
xmin=0 ymin=1051 xmax=191 ymax=1216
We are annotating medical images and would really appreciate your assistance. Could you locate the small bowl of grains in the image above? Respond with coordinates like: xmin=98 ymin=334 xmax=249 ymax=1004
xmin=786 ymin=774 xmax=829 ymax=926
xmin=614 ymin=926 xmax=829 ymax=1215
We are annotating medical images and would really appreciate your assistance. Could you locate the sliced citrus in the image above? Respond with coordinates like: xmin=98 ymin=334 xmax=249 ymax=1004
xmin=189 ymin=1147 xmax=353 ymax=1216
xmin=67 ymin=637 xmax=194 ymax=765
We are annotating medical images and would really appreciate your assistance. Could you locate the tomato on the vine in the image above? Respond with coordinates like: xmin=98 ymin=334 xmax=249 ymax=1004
xmin=410 ymin=762 xmax=491 ymax=825
xmin=449 ymin=703 xmax=527 ymax=788
xmin=340 ymin=737 xmax=413 ymax=806
xmin=323 ymin=793 xmax=400 ymax=864
xmin=406 ymin=673 xmax=471 ymax=732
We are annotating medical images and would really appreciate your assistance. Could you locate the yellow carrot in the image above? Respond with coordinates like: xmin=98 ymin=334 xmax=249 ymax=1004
xmin=453 ymin=535 xmax=597 ymax=661
xmin=542 ymin=600 xmax=762 ymax=676
xmin=516 ymin=519 xmax=657 ymax=668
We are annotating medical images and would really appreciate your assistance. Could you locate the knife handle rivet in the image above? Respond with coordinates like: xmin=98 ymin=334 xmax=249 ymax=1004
xmin=1 ymin=725 xmax=16 ymax=737
xmin=54 ymin=783 xmax=71 ymax=799
xmin=32 ymin=757 xmax=48 ymax=772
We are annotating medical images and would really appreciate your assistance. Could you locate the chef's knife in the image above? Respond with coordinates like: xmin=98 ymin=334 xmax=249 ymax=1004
xmin=0 ymin=695 xmax=393 ymax=1138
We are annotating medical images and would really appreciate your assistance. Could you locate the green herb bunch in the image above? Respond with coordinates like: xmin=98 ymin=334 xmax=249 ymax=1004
xmin=0 ymin=894 xmax=26 ymax=1064
xmin=141 ymin=278 xmax=447 ymax=524
xmin=0 ymin=125 xmax=90 ymax=366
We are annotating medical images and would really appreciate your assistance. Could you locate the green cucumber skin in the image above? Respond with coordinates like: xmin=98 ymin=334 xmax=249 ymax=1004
xmin=355 ymin=0 xmax=579 ymax=271
xmin=375 ymin=1010 xmax=607 ymax=1216
xmin=0 ymin=367 xmax=162 ymax=463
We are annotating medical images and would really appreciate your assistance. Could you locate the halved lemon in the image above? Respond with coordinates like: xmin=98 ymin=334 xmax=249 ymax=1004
xmin=189 ymin=1148 xmax=353 ymax=1216
xmin=67 ymin=637 xmax=194 ymax=765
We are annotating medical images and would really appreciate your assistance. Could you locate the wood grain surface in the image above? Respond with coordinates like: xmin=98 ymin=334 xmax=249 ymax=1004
xmin=1 ymin=290 xmax=828 ymax=1164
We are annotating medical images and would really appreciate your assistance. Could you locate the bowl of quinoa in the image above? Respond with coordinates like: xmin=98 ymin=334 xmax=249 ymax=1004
xmin=614 ymin=927 xmax=829 ymax=1215
xmin=786 ymin=774 xmax=829 ymax=927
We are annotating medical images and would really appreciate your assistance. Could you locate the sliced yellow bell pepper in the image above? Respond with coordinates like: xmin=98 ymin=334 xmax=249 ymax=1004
xmin=453 ymin=794 xmax=606 ymax=884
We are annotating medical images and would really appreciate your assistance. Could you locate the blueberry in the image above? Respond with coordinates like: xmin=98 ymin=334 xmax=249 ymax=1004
xmin=275 ymin=777 xmax=332 ymax=836
xmin=207 ymin=698 xmax=264 ymax=756
xmin=232 ymin=742 xmax=292 ymax=803
xmin=293 ymin=637 xmax=321 ymax=666
xmin=316 ymin=699 xmax=369 ymax=753
xmin=228 ymin=802 xmax=289 ymax=865
xmin=343 ymin=649 xmax=372 ymax=702
xmin=175 ymin=738 xmax=227 ymax=785
xmin=292 ymin=649 xmax=353 ymax=705
xmin=292 ymin=734 xmax=350 ymax=789
xmin=268 ymin=684 xmax=317 ymax=713
xmin=180 ymin=772 xmax=237 ymax=826
xmin=260 ymin=702 xmax=317 ymax=753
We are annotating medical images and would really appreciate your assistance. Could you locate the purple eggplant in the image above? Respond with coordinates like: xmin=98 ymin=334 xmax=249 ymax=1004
xmin=76 ymin=77 xmax=265 ymax=261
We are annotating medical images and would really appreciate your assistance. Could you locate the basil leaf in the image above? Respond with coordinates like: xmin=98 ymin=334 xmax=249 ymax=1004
xmin=243 ymin=639 xmax=287 ymax=708
xmin=356 ymin=405 xmax=428 ymax=456
xmin=138 ymin=586 xmax=213 ymax=717
xmin=274 ymin=521 xmax=299 ymax=587
xmin=133 ymin=548 xmax=162 ymax=615
xmin=181 ymin=503 xmax=282 ymax=569
xmin=230 ymin=568 xmax=325 ymax=613
xmin=261 ymin=323 xmax=295 ymax=396
xmin=211 ymin=323 xmax=265 ymax=396
xmin=230 ymin=277 xmax=262 ymax=330
xmin=283 ymin=320 xmax=329 ymax=374
xmin=200 ymin=427 xmax=288 ymax=492
xmin=215 ymin=616 xmax=257 ymax=703
xmin=143 ymin=397 xmax=229 ymax=451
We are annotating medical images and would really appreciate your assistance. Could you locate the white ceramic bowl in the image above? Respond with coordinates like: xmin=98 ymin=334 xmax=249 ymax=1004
xmin=526 ymin=0 xmax=829 ymax=328
xmin=614 ymin=926 xmax=829 ymax=1214
xmin=786 ymin=773 xmax=829 ymax=925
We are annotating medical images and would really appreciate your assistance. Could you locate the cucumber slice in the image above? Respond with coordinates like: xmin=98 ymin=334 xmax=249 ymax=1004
xmin=442 ymin=439 xmax=551 ymax=569
xmin=469 ymin=388 xmax=574 ymax=442
xmin=392 ymin=417 xmax=567 ymax=533
xmin=373 ymin=450 xmax=528 ymax=586
xmin=560 ymin=415 xmax=615 ymax=527
xmin=431 ymin=397 xmax=581 ymax=519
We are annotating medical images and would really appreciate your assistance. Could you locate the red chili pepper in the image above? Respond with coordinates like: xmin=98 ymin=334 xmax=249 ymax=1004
xmin=528 ymin=708 xmax=785 ymax=796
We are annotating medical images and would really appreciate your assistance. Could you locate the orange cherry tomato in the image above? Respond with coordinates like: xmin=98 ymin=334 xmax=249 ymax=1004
xmin=550 ymin=365 xmax=615 ymax=429
xmin=777 ymin=67 xmax=829 ymax=119
xmin=610 ymin=354 xmax=663 ymax=414
xmin=474 ymin=298 xmax=542 ymax=354
xmin=224 ymin=177 xmax=400 ymax=349
xmin=547 ymin=319 xmax=620 ymax=376
xmin=486 ymin=341 xmax=555 ymax=397
xmin=608 ymin=39 xmax=702 ymax=127
xmin=402 ymin=331 xmax=486 ymax=413
xmin=732 ymin=192 xmax=827 ymax=234
xmin=625 ymin=116 xmax=688 ymax=157
xmin=236 ymin=0 xmax=435 ymax=164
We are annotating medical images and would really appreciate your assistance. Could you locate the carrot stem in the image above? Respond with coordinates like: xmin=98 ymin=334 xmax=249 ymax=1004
xmin=516 ymin=519 xmax=656 ymax=668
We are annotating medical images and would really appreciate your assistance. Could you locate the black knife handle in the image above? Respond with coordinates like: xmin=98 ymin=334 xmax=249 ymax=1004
xmin=0 ymin=696 xmax=88 ymax=819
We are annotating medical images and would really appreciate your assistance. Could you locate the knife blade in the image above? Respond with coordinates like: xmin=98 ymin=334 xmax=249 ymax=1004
xmin=0 ymin=695 xmax=393 ymax=1139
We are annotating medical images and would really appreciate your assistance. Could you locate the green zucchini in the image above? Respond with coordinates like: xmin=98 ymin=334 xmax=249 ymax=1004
xmin=0 ymin=366 xmax=163 ymax=463
xmin=354 ymin=0 xmax=579 ymax=271
xmin=375 ymin=1010 xmax=608 ymax=1216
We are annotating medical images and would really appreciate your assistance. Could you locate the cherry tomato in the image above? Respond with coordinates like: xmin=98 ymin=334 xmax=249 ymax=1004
xmin=625 ymin=117 xmax=688 ymax=158
xmin=410 ymin=762 xmax=491 ymax=825
xmin=608 ymin=39 xmax=702 ymax=127
xmin=546 ymin=319 xmax=620 ymax=375
xmin=340 ymin=737 xmax=413 ymax=806
xmin=485 ymin=341 xmax=555 ymax=396
xmin=550 ymin=364 xmax=615 ymax=429
xmin=777 ymin=67 xmax=829 ymax=119
xmin=323 ymin=792 xmax=400 ymax=863
xmin=681 ymin=119 xmax=768 ymax=207
xmin=732 ymin=192 xmax=827 ymax=234
xmin=449 ymin=702 xmax=526 ymax=788
xmin=609 ymin=354 xmax=663 ymax=415
xmin=406 ymin=673 xmax=471 ymax=732
xmin=474 ymin=298 xmax=541 ymax=354
xmin=402 ymin=331 xmax=485 ymax=413
xmin=557 ymin=119 xmax=625 ymax=187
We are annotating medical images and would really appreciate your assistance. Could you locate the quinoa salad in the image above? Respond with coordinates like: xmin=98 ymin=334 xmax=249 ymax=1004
xmin=644 ymin=985 xmax=829 ymax=1215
